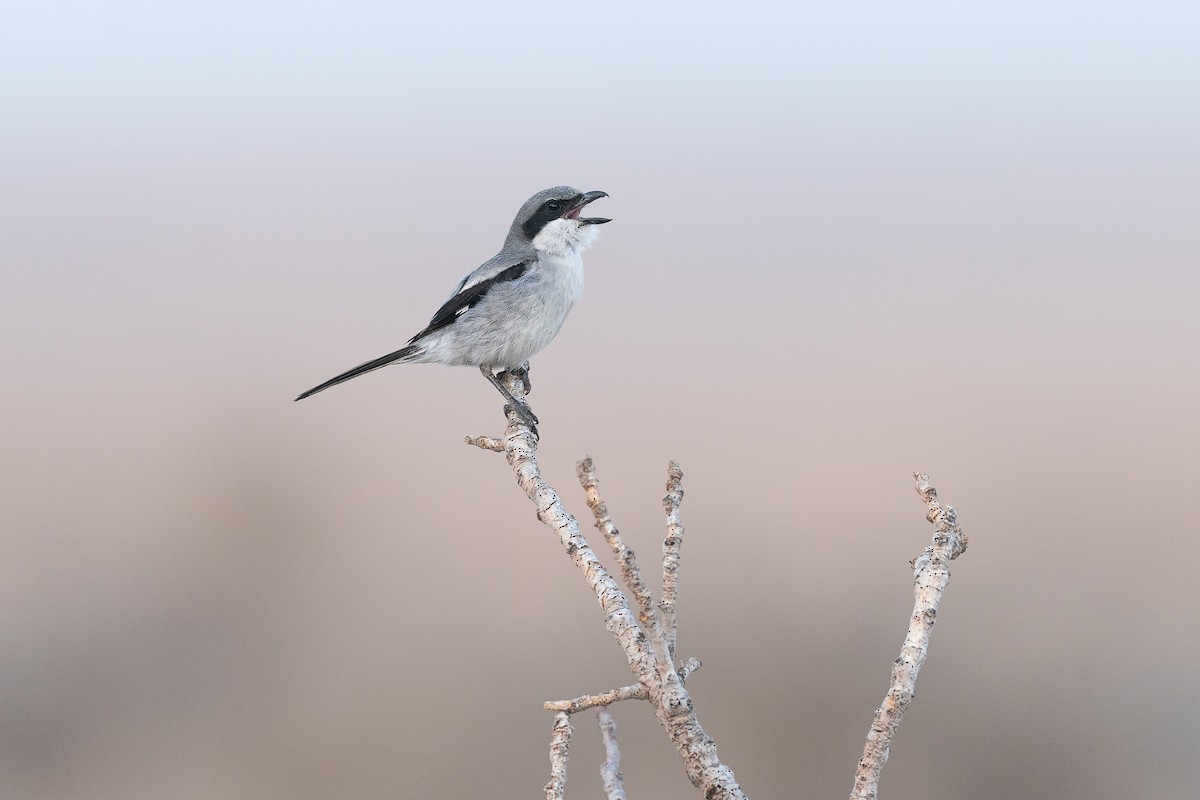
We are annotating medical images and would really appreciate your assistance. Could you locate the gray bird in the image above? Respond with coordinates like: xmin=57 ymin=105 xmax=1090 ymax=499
xmin=295 ymin=186 xmax=610 ymax=431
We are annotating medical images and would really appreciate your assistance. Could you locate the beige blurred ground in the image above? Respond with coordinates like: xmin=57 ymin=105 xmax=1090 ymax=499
xmin=3 ymin=3 xmax=1198 ymax=799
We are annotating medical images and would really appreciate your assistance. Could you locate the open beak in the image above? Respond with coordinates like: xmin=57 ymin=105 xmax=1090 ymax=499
xmin=567 ymin=190 xmax=611 ymax=225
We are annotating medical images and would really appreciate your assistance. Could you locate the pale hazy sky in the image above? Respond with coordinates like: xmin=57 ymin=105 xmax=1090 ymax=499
xmin=3 ymin=3 xmax=1198 ymax=799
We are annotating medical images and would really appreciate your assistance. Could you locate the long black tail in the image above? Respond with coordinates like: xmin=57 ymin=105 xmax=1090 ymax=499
xmin=294 ymin=344 xmax=420 ymax=401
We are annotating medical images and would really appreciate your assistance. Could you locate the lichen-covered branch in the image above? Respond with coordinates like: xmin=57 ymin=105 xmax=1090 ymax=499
xmin=661 ymin=460 xmax=685 ymax=662
xmin=597 ymin=707 xmax=628 ymax=800
xmin=578 ymin=456 xmax=656 ymax=626
xmin=545 ymin=712 xmax=572 ymax=800
xmin=546 ymin=683 xmax=647 ymax=714
xmin=464 ymin=434 xmax=504 ymax=452
xmin=499 ymin=418 xmax=658 ymax=693
xmin=578 ymin=458 xmax=678 ymax=681
xmin=849 ymin=473 xmax=969 ymax=800
xmin=544 ymin=658 xmax=703 ymax=713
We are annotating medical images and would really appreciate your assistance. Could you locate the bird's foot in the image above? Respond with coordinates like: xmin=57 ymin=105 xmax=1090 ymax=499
xmin=503 ymin=363 xmax=533 ymax=395
xmin=504 ymin=402 xmax=540 ymax=437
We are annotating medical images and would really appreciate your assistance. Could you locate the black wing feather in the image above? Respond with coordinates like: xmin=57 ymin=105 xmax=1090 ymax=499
xmin=408 ymin=260 xmax=530 ymax=342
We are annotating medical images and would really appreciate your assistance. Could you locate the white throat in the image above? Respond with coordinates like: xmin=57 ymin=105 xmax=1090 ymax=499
xmin=531 ymin=219 xmax=598 ymax=258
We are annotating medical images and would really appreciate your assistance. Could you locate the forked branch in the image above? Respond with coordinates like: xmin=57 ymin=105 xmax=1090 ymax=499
xmin=468 ymin=373 xmax=746 ymax=800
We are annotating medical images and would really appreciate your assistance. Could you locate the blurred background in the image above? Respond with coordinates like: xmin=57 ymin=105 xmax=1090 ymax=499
xmin=3 ymin=2 xmax=1198 ymax=798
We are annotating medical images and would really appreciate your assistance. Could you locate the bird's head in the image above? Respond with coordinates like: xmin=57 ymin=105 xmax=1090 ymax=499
xmin=509 ymin=186 xmax=610 ymax=251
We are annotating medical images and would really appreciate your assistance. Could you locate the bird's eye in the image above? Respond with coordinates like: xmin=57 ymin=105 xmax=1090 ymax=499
xmin=546 ymin=201 xmax=561 ymax=212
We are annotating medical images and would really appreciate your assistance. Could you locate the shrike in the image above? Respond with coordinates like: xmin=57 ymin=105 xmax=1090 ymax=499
xmin=295 ymin=186 xmax=610 ymax=431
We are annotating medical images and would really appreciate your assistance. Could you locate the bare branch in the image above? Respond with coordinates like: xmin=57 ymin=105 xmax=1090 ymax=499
xmin=597 ymin=707 xmax=628 ymax=800
xmin=544 ymin=658 xmax=704 ymax=714
xmin=578 ymin=456 xmax=679 ymax=685
xmin=850 ymin=473 xmax=969 ymax=800
xmin=545 ymin=712 xmax=573 ymax=800
xmin=660 ymin=460 xmax=685 ymax=662
xmin=464 ymin=434 xmax=505 ymax=452
xmin=578 ymin=456 xmax=657 ymax=626
xmin=506 ymin=440 xmax=655 ymax=689
xmin=545 ymin=683 xmax=648 ymax=714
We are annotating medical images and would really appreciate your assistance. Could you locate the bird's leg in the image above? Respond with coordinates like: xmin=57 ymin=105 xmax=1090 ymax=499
xmin=480 ymin=366 xmax=540 ymax=432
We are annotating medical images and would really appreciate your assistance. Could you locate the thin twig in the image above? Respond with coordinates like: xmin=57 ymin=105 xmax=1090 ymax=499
xmin=544 ymin=658 xmax=704 ymax=713
xmin=578 ymin=457 xmax=657 ymax=626
xmin=849 ymin=473 xmax=969 ymax=800
xmin=545 ymin=683 xmax=647 ymax=714
xmin=546 ymin=712 xmax=573 ymax=800
xmin=660 ymin=460 xmax=685 ymax=662
xmin=597 ymin=707 xmax=628 ymax=800
xmin=464 ymin=434 xmax=505 ymax=452
xmin=579 ymin=458 xmax=679 ymax=686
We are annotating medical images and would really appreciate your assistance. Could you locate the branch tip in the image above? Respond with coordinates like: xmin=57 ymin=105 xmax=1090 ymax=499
xmin=464 ymin=434 xmax=505 ymax=452
xmin=850 ymin=474 xmax=970 ymax=800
